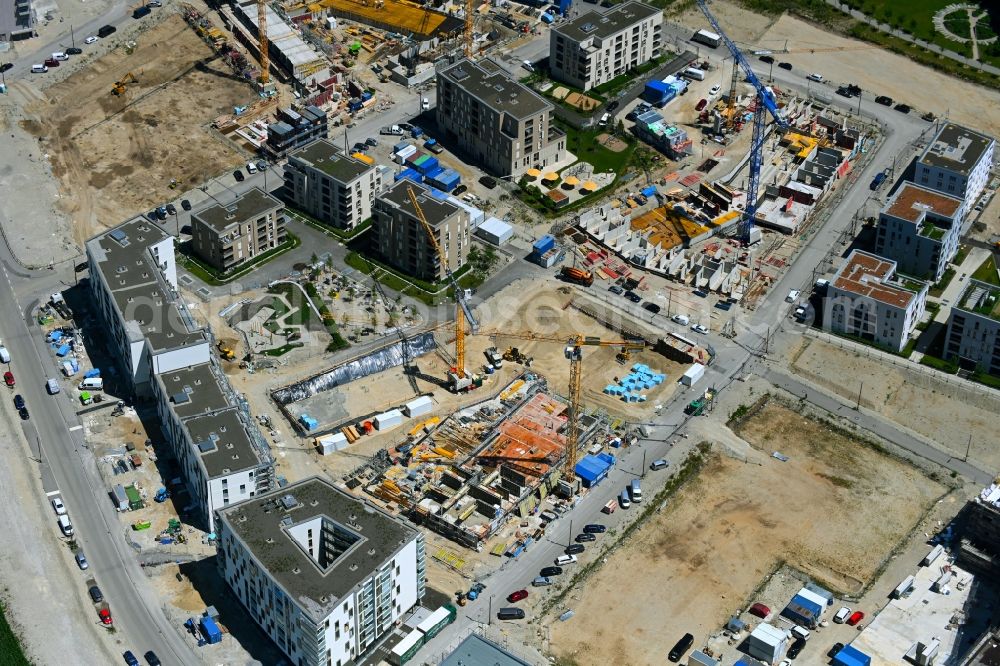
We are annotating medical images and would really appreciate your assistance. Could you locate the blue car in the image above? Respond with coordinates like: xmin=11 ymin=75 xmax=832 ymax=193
xmin=123 ymin=651 xmax=140 ymax=666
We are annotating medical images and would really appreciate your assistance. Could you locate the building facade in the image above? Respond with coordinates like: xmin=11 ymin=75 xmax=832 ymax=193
xmin=944 ymin=279 xmax=1000 ymax=376
xmin=216 ymin=477 xmax=426 ymax=666
xmin=371 ymin=180 xmax=470 ymax=282
xmin=823 ymin=250 xmax=928 ymax=353
xmin=0 ymin=0 xmax=35 ymax=42
xmin=87 ymin=219 xmax=273 ymax=530
xmin=191 ymin=187 xmax=286 ymax=272
xmin=549 ymin=1 xmax=662 ymax=92
xmin=284 ymin=139 xmax=383 ymax=230
xmin=873 ymin=182 xmax=963 ymax=283
xmin=914 ymin=123 xmax=995 ymax=221
xmin=437 ymin=58 xmax=565 ymax=178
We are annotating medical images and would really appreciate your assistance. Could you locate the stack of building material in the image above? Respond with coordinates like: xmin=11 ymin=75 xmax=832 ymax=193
xmin=299 ymin=414 xmax=319 ymax=430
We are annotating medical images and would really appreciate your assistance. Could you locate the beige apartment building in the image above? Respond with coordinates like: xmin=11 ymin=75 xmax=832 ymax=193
xmin=191 ymin=188 xmax=286 ymax=272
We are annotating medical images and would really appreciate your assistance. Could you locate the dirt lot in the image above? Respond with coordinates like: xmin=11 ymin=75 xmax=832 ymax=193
xmin=548 ymin=399 xmax=944 ymax=666
xmin=20 ymin=14 xmax=251 ymax=243
xmin=788 ymin=336 xmax=1000 ymax=470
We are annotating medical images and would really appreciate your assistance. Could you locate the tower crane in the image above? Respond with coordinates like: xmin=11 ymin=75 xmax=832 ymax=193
xmin=406 ymin=185 xmax=479 ymax=391
xmin=480 ymin=331 xmax=647 ymax=479
xmin=464 ymin=0 xmax=474 ymax=57
xmin=257 ymin=0 xmax=270 ymax=91
xmin=697 ymin=0 xmax=788 ymax=244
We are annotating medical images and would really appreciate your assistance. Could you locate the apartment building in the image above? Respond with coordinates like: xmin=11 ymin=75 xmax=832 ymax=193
xmin=823 ymin=250 xmax=928 ymax=353
xmin=437 ymin=58 xmax=565 ymax=178
xmin=914 ymin=123 xmax=995 ymax=221
xmin=87 ymin=219 xmax=273 ymax=531
xmin=216 ymin=476 xmax=426 ymax=666
xmin=873 ymin=182 xmax=963 ymax=283
xmin=191 ymin=188 xmax=286 ymax=272
xmin=549 ymin=1 xmax=662 ymax=92
xmin=263 ymin=106 xmax=329 ymax=161
xmin=284 ymin=139 xmax=383 ymax=230
xmin=0 ymin=0 xmax=35 ymax=41
xmin=371 ymin=180 xmax=470 ymax=282
xmin=944 ymin=279 xmax=1000 ymax=376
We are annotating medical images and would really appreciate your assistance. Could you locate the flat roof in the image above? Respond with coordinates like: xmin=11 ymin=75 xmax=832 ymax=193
xmin=85 ymin=218 xmax=206 ymax=351
xmin=156 ymin=363 xmax=231 ymax=419
xmin=957 ymin=279 xmax=1000 ymax=322
xmin=553 ymin=1 xmax=661 ymax=43
xmin=439 ymin=634 xmax=533 ymax=666
xmin=289 ymin=139 xmax=375 ymax=183
xmin=217 ymin=476 xmax=418 ymax=621
xmin=884 ymin=182 xmax=962 ymax=223
xmin=192 ymin=187 xmax=283 ymax=233
xmin=832 ymin=250 xmax=917 ymax=309
xmin=440 ymin=58 xmax=551 ymax=120
xmin=919 ymin=122 xmax=994 ymax=176
xmin=381 ymin=179 xmax=460 ymax=228
xmin=185 ymin=408 xmax=262 ymax=477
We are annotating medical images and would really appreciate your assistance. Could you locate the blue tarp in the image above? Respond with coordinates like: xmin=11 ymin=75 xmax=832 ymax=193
xmin=56 ymin=344 xmax=71 ymax=357
xmin=641 ymin=185 xmax=657 ymax=197
xmin=574 ymin=454 xmax=614 ymax=487
xmin=833 ymin=645 xmax=871 ymax=666
xmin=84 ymin=368 xmax=101 ymax=378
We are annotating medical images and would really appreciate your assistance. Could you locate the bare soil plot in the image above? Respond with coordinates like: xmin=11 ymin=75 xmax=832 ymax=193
xmin=548 ymin=400 xmax=944 ymax=666
xmin=20 ymin=14 xmax=251 ymax=242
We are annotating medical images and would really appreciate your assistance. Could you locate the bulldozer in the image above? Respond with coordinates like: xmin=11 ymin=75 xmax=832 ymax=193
xmin=216 ymin=340 xmax=236 ymax=361
xmin=502 ymin=346 xmax=530 ymax=365
xmin=111 ymin=71 xmax=139 ymax=96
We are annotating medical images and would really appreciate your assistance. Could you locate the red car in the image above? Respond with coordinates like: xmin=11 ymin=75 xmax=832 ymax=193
xmin=695 ymin=98 xmax=708 ymax=111
xmin=847 ymin=610 xmax=864 ymax=626
xmin=3 ymin=371 xmax=14 ymax=387
xmin=507 ymin=589 xmax=528 ymax=603
xmin=99 ymin=608 xmax=113 ymax=625
xmin=748 ymin=602 xmax=770 ymax=619
xmin=44 ymin=58 xmax=60 ymax=68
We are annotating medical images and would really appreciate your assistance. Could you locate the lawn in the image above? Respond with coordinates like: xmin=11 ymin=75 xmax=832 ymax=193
xmin=0 ymin=603 xmax=29 ymax=666
xmin=179 ymin=232 xmax=300 ymax=286
xmin=559 ymin=121 xmax=635 ymax=175
xmin=971 ymin=254 xmax=1000 ymax=286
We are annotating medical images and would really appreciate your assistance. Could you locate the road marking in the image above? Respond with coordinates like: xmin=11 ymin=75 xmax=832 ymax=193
xmin=45 ymin=490 xmax=61 ymax=497
xmin=68 ymin=425 xmax=83 ymax=432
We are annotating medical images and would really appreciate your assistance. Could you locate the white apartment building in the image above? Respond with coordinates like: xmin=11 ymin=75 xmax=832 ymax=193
xmin=945 ymin=279 xmax=1000 ymax=376
xmin=87 ymin=219 xmax=273 ymax=531
xmin=549 ymin=1 xmax=663 ymax=92
xmin=823 ymin=250 xmax=928 ymax=353
xmin=914 ymin=123 xmax=995 ymax=222
xmin=216 ymin=477 xmax=426 ymax=666
xmin=284 ymin=139 xmax=384 ymax=231
xmin=873 ymin=182 xmax=963 ymax=283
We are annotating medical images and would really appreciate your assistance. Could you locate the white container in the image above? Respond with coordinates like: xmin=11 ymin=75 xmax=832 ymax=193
xmin=374 ymin=409 xmax=404 ymax=430
xmin=681 ymin=364 xmax=705 ymax=386
xmin=892 ymin=574 xmax=915 ymax=599
xmin=62 ymin=361 xmax=75 ymax=377
xmin=922 ymin=544 xmax=944 ymax=567
xmin=404 ymin=396 xmax=433 ymax=418
xmin=316 ymin=433 xmax=348 ymax=455
xmin=395 ymin=145 xmax=417 ymax=163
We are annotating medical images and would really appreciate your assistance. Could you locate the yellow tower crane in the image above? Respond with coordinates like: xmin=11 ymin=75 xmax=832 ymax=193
xmin=479 ymin=330 xmax=647 ymax=476
xmin=406 ymin=185 xmax=479 ymax=391
xmin=464 ymin=0 xmax=474 ymax=57
xmin=257 ymin=0 xmax=270 ymax=88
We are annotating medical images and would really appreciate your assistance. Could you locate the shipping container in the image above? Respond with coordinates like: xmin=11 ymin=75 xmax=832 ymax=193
xmin=415 ymin=156 xmax=440 ymax=175
xmin=200 ymin=616 xmax=223 ymax=644
xmin=394 ymin=168 xmax=423 ymax=184
xmin=316 ymin=433 xmax=349 ymax=455
xmin=404 ymin=396 xmax=433 ymax=418
xmin=395 ymin=145 xmax=417 ymax=162
xmin=892 ymin=574 xmax=915 ymax=599
xmin=692 ymin=29 xmax=721 ymax=48
xmin=416 ymin=605 xmax=454 ymax=639
xmin=680 ymin=364 xmax=705 ymax=386
xmin=374 ymin=409 xmax=404 ymax=430
xmin=533 ymin=234 xmax=555 ymax=255
xmin=389 ymin=630 xmax=424 ymax=665
xmin=407 ymin=151 xmax=427 ymax=166
xmin=110 ymin=484 xmax=129 ymax=511
xmin=922 ymin=544 xmax=944 ymax=567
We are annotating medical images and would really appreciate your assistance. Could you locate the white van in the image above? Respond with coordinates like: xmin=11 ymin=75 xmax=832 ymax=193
xmin=786 ymin=289 xmax=801 ymax=303
xmin=51 ymin=52 xmax=69 ymax=61
xmin=671 ymin=314 xmax=690 ymax=326
xmin=421 ymin=97 xmax=430 ymax=110
xmin=46 ymin=378 xmax=61 ymax=395
xmin=806 ymin=73 xmax=824 ymax=83
xmin=79 ymin=377 xmax=104 ymax=391
xmin=619 ymin=489 xmax=631 ymax=509
xmin=31 ymin=64 xmax=49 ymax=73
xmin=246 ymin=161 xmax=258 ymax=174
xmin=58 ymin=514 xmax=74 ymax=536
xmin=599 ymin=112 xmax=610 ymax=126
xmin=554 ymin=554 xmax=578 ymax=566
xmin=791 ymin=625 xmax=811 ymax=641
xmin=630 ymin=479 xmax=642 ymax=503
xmin=683 ymin=67 xmax=706 ymax=81
xmin=0 ymin=346 xmax=10 ymax=364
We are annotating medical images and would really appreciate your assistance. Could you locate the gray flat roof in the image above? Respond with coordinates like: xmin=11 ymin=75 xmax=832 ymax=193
xmin=288 ymin=139 xmax=375 ymax=183
xmin=919 ymin=123 xmax=994 ymax=176
xmin=86 ymin=218 xmax=206 ymax=351
xmin=192 ymin=187 xmax=283 ymax=234
xmin=380 ymin=180 xmax=459 ymax=227
xmin=157 ymin=363 xmax=231 ymax=419
xmin=217 ymin=476 xmax=418 ymax=621
xmin=553 ymin=1 xmax=660 ymax=43
xmin=185 ymin=408 xmax=261 ymax=477
xmin=440 ymin=58 xmax=551 ymax=120
xmin=439 ymin=634 xmax=533 ymax=666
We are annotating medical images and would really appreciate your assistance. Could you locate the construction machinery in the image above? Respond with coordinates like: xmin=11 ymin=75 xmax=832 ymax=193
xmin=697 ymin=0 xmax=788 ymax=244
xmin=684 ymin=388 xmax=716 ymax=416
xmin=503 ymin=347 xmax=530 ymax=365
xmin=481 ymin=331 xmax=647 ymax=477
xmin=216 ymin=340 xmax=236 ymax=361
xmin=257 ymin=0 xmax=269 ymax=90
xmin=406 ymin=185 xmax=480 ymax=391
xmin=111 ymin=71 xmax=139 ymax=96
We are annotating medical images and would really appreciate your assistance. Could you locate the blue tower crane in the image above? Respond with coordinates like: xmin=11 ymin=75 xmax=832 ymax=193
xmin=697 ymin=0 xmax=788 ymax=244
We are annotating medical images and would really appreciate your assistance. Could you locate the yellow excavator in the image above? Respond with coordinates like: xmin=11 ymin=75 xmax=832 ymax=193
xmin=216 ymin=340 xmax=236 ymax=361
xmin=111 ymin=71 xmax=139 ymax=96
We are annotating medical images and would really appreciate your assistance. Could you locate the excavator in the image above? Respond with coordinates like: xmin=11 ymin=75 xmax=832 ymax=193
xmin=216 ymin=340 xmax=236 ymax=361
xmin=111 ymin=71 xmax=139 ymax=96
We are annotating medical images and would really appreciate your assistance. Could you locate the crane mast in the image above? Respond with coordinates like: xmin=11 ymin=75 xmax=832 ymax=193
xmin=257 ymin=0 xmax=269 ymax=87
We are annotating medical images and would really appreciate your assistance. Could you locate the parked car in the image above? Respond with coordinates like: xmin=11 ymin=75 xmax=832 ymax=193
xmin=66 ymin=47 xmax=83 ymax=55
xmin=650 ymin=459 xmax=669 ymax=470
xmin=233 ymin=169 xmax=244 ymax=182
xmin=565 ymin=543 xmax=585 ymax=555
xmin=507 ymin=589 xmax=528 ymax=603
xmin=785 ymin=289 xmax=801 ymax=303
xmin=99 ymin=608 xmax=113 ymax=625
xmin=352 ymin=142 xmax=367 ymax=153
xmin=452 ymin=184 xmax=468 ymax=196
xmin=748 ymin=602 xmax=770 ymax=619
xmin=691 ymin=323 xmax=708 ymax=334
xmin=575 ymin=533 xmax=596 ymax=542
xmin=180 ymin=199 xmax=192 ymax=211
xmin=13 ymin=394 xmax=24 ymax=409
xmin=606 ymin=100 xmax=620 ymax=112
xmin=75 ymin=552 xmax=89 ymax=570
xmin=532 ymin=576 xmax=551 ymax=586
xmin=642 ymin=302 xmax=661 ymax=314
xmin=828 ymin=643 xmax=845 ymax=658
xmin=165 ymin=203 xmax=176 ymax=216
xmin=836 ymin=87 xmax=852 ymax=98
xmin=583 ymin=524 xmax=606 ymax=533
xmin=847 ymin=610 xmax=865 ymax=626
xmin=695 ymin=98 xmax=708 ymax=112
xmin=479 ymin=175 xmax=497 ymax=189
xmin=874 ymin=95 xmax=893 ymax=106
xmin=97 ymin=25 xmax=117 ymax=38
xmin=894 ymin=103 xmax=911 ymax=114
xmin=497 ymin=607 xmax=525 ymax=620
xmin=122 ymin=650 xmax=140 ymax=666
xmin=624 ymin=291 xmax=641 ymax=303
xmin=671 ymin=314 xmax=690 ymax=325
xmin=668 ymin=633 xmax=694 ymax=662
xmin=540 ymin=566 xmax=563 ymax=577
xmin=758 ymin=54 xmax=774 ymax=64
xmin=19 ymin=406 xmax=29 ymax=420
xmin=778 ymin=62 xmax=792 ymax=70
xmin=608 ymin=285 xmax=624 ymax=295
xmin=806 ymin=73 xmax=824 ymax=82
xmin=693 ymin=289 xmax=708 ymax=298
xmin=51 ymin=497 xmax=66 ymax=515
xmin=84 ymin=35 xmax=99 ymax=44
xmin=4 ymin=371 xmax=14 ymax=387
xmin=834 ymin=606 xmax=851 ymax=623
xmin=554 ymin=554 xmax=578 ymax=566
xmin=787 ymin=637 xmax=806 ymax=658
xmin=708 ymin=84 xmax=721 ymax=96
xmin=89 ymin=586 xmax=103 ymax=603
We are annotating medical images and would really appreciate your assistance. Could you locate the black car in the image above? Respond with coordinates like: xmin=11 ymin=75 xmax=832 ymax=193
xmin=583 ymin=524 xmax=606 ymax=533
xmin=0 ymin=63 xmax=12 ymax=73
xmin=894 ymin=103 xmax=911 ymax=114
xmin=89 ymin=585 xmax=103 ymax=602
xmin=479 ymin=175 xmax=497 ymax=189
xmin=452 ymin=184 xmax=468 ymax=195
xmin=693 ymin=289 xmax=708 ymax=298
xmin=97 ymin=24 xmax=117 ymax=38
xmin=608 ymin=285 xmax=624 ymax=295
xmin=828 ymin=642 xmax=845 ymax=658
xmin=165 ymin=203 xmax=176 ymax=216
xmin=13 ymin=394 xmax=24 ymax=410
xmin=123 ymin=651 xmax=140 ymax=666
xmin=565 ymin=543 xmax=585 ymax=555
xmin=874 ymin=95 xmax=893 ymax=106
xmin=233 ymin=169 xmax=245 ymax=182
xmin=624 ymin=291 xmax=641 ymax=303
xmin=352 ymin=142 xmax=367 ymax=153
xmin=606 ymin=100 xmax=620 ymax=112
xmin=180 ymin=199 xmax=192 ymax=211
xmin=144 ymin=652 xmax=161 ymax=666
xmin=788 ymin=637 xmax=806 ymax=658
xmin=715 ymin=300 xmax=733 ymax=311
xmin=576 ymin=533 xmax=596 ymax=542
xmin=758 ymin=54 xmax=774 ymax=64
xmin=778 ymin=61 xmax=792 ymax=70
xmin=836 ymin=87 xmax=852 ymax=98
xmin=668 ymin=633 xmax=694 ymax=662
xmin=846 ymin=83 xmax=862 ymax=96
xmin=540 ymin=566 xmax=563 ymax=577
xmin=66 ymin=47 xmax=83 ymax=55
xmin=365 ymin=137 xmax=378 ymax=147
xmin=642 ymin=302 xmax=661 ymax=314
xmin=19 ymin=406 xmax=29 ymax=420
xmin=148 ymin=209 xmax=159 ymax=221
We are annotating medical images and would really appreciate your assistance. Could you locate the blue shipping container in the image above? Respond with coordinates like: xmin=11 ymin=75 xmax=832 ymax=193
xmin=415 ymin=156 xmax=440 ymax=175
xmin=644 ymin=80 xmax=671 ymax=105
xmin=200 ymin=616 xmax=223 ymax=644
xmin=394 ymin=168 xmax=423 ymax=183
xmin=533 ymin=234 xmax=555 ymax=254
xmin=540 ymin=12 xmax=554 ymax=23
xmin=430 ymin=169 xmax=460 ymax=192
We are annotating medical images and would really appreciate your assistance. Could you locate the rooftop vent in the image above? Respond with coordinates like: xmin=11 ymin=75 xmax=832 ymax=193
xmin=281 ymin=494 xmax=298 ymax=510
xmin=292 ymin=566 xmax=301 ymax=574
xmin=367 ymin=547 xmax=376 ymax=555
xmin=197 ymin=439 xmax=216 ymax=453
xmin=349 ymin=564 xmax=359 ymax=571
xmin=580 ymin=22 xmax=597 ymax=33
xmin=171 ymin=391 xmax=191 ymax=405
xmin=109 ymin=229 xmax=129 ymax=245
xmin=280 ymin=516 xmax=293 ymax=527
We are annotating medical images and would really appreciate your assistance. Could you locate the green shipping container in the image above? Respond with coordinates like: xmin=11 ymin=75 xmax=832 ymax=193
xmin=125 ymin=485 xmax=144 ymax=510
